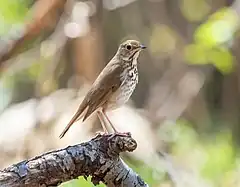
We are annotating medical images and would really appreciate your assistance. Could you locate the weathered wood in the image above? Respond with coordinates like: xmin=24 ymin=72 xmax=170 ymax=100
xmin=0 ymin=133 xmax=149 ymax=187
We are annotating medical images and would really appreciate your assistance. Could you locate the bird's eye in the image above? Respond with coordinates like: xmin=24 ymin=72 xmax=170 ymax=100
xmin=126 ymin=44 xmax=132 ymax=50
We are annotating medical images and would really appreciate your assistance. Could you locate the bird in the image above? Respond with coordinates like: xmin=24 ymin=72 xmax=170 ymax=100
xmin=59 ymin=39 xmax=146 ymax=138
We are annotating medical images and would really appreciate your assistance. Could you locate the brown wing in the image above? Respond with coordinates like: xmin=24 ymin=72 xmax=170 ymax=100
xmin=59 ymin=62 xmax=123 ymax=138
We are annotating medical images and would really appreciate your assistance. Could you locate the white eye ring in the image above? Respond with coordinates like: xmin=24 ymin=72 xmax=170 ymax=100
xmin=126 ymin=44 xmax=132 ymax=50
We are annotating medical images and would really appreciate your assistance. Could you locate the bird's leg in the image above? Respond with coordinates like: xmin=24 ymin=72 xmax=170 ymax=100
xmin=96 ymin=111 xmax=109 ymax=135
xmin=102 ymin=109 xmax=130 ymax=138
xmin=101 ymin=109 xmax=118 ymax=132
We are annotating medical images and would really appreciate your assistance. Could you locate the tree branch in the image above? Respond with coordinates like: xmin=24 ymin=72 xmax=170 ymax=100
xmin=0 ymin=133 xmax=149 ymax=187
xmin=0 ymin=0 xmax=66 ymax=70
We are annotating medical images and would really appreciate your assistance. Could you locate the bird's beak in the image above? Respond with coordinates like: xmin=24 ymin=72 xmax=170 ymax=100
xmin=140 ymin=44 xmax=147 ymax=49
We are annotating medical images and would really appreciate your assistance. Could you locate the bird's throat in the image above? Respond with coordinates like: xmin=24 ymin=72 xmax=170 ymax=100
xmin=128 ymin=50 xmax=140 ymax=61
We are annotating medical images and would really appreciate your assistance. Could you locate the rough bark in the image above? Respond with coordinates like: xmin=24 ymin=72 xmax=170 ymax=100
xmin=0 ymin=133 xmax=149 ymax=187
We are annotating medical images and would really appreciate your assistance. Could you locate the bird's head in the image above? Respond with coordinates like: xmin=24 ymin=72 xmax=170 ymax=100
xmin=117 ymin=40 xmax=146 ymax=61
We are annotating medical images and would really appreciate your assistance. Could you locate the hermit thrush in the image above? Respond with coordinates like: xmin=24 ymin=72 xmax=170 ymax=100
xmin=59 ymin=40 xmax=146 ymax=138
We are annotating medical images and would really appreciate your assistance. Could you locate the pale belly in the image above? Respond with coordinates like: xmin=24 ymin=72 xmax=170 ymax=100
xmin=106 ymin=67 xmax=138 ymax=110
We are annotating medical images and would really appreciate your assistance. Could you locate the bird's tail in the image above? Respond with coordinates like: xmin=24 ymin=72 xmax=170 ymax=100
xmin=59 ymin=106 xmax=87 ymax=139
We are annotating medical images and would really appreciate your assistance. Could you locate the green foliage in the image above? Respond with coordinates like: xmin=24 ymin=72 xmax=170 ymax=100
xmin=201 ymin=131 xmax=234 ymax=181
xmin=171 ymin=120 xmax=200 ymax=154
xmin=194 ymin=8 xmax=239 ymax=47
xmin=171 ymin=120 xmax=236 ymax=186
xmin=180 ymin=0 xmax=211 ymax=22
xmin=185 ymin=44 xmax=209 ymax=65
xmin=0 ymin=0 xmax=29 ymax=35
xmin=184 ymin=7 xmax=239 ymax=74
xmin=208 ymin=47 xmax=234 ymax=74
xmin=185 ymin=44 xmax=234 ymax=74
xmin=149 ymin=24 xmax=177 ymax=56
xmin=27 ymin=61 xmax=44 ymax=79
xmin=59 ymin=176 xmax=105 ymax=187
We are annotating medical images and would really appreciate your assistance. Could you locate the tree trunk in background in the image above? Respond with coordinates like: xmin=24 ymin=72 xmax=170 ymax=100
xmin=72 ymin=0 xmax=104 ymax=83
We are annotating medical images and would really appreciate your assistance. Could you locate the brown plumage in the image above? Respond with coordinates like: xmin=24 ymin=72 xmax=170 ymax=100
xmin=59 ymin=40 xmax=146 ymax=138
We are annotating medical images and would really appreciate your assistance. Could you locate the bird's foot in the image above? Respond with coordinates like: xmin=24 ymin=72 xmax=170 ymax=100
xmin=107 ymin=132 xmax=131 ymax=141
xmin=94 ymin=131 xmax=108 ymax=138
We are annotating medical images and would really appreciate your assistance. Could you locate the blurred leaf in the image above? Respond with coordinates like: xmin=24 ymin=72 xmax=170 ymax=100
xmin=170 ymin=120 xmax=236 ymax=186
xmin=27 ymin=61 xmax=44 ymax=79
xmin=221 ymin=169 xmax=240 ymax=187
xmin=149 ymin=24 xmax=177 ymax=56
xmin=180 ymin=0 xmax=211 ymax=22
xmin=194 ymin=7 xmax=239 ymax=48
xmin=184 ymin=43 xmax=209 ymax=64
xmin=171 ymin=119 xmax=199 ymax=153
xmin=201 ymin=131 xmax=234 ymax=181
xmin=207 ymin=47 xmax=234 ymax=74
xmin=60 ymin=176 xmax=105 ymax=187
xmin=184 ymin=43 xmax=234 ymax=74
xmin=0 ymin=1 xmax=28 ymax=22
xmin=0 ymin=1 xmax=28 ymax=34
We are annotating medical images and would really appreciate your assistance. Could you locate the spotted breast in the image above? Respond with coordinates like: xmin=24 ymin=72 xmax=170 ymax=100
xmin=106 ymin=60 xmax=138 ymax=110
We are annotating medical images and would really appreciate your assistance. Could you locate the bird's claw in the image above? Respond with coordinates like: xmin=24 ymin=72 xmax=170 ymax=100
xmin=107 ymin=132 xmax=131 ymax=141
xmin=95 ymin=131 xmax=108 ymax=137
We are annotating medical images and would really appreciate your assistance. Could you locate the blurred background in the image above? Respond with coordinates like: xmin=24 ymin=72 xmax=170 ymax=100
xmin=0 ymin=0 xmax=240 ymax=186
